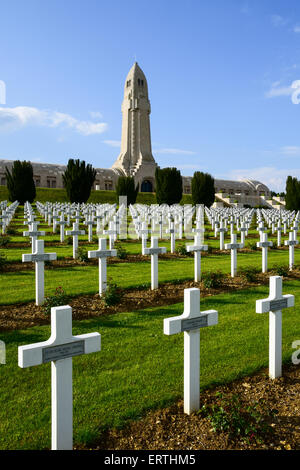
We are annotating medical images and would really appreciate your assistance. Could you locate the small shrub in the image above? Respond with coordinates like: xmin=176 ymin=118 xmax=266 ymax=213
xmin=0 ymin=236 xmax=10 ymax=247
xmin=273 ymin=264 xmax=289 ymax=277
xmin=103 ymin=282 xmax=123 ymax=306
xmin=0 ymin=252 xmax=7 ymax=271
xmin=199 ymin=393 xmax=275 ymax=445
xmin=6 ymin=227 xmax=16 ymax=235
xmin=114 ymin=241 xmax=128 ymax=259
xmin=207 ymin=245 xmax=213 ymax=254
xmin=43 ymin=287 xmax=69 ymax=315
xmin=176 ymin=244 xmax=188 ymax=256
xmin=76 ymin=247 xmax=89 ymax=262
xmin=239 ymin=267 xmax=259 ymax=283
xmin=202 ymin=270 xmax=225 ymax=288
xmin=66 ymin=236 xmax=72 ymax=245
xmin=247 ymin=241 xmax=257 ymax=251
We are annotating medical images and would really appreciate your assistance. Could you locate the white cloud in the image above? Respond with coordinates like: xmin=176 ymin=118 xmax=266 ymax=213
xmin=271 ymin=14 xmax=288 ymax=27
xmin=0 ymin=106 xmax=108 ymax=135
xmin=153 ymin=147 xmax=196 ymax=155
xmin=102 ymin=140 xmax=121 ymax=147
xmin=89 ymin=111 xmax=103 ymax=119
xmin=221 ymin=166 xmax=300 ymax=192
xmin=280 ymin=146 xmax=300 ymax=156
xmin=265 ymin=82 xmax=293 ymax=98
xmin=294 ymin=25 xmax=300 ymax=33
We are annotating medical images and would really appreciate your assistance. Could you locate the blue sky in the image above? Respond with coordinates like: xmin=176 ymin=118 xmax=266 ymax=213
xmin=1 ymin=0 xmax=300 ymax=191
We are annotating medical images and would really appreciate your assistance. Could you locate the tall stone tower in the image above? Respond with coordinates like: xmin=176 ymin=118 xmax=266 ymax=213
xmin=112 ymin=62 xmax=157 ymax=191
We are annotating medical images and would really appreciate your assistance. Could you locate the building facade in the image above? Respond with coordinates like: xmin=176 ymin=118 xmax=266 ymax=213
xmin=0 ymin=62 xmax=272 ymax=207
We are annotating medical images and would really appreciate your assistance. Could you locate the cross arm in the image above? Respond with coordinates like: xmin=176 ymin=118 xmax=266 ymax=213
xmin=256 ymin=294 xmax=294 ymax=313
xmin=164 ymin=309 xmax=218 ymax=335
xmin=186 ymin=244 xmax=208 ymax=252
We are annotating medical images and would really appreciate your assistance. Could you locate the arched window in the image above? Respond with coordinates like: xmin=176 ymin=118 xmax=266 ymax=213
xmin=141 ymin=180 xmax=153 ymax=192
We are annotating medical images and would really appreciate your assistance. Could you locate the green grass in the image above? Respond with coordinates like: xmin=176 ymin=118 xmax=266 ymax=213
xmin=0 ymin=281 xmax=299 ymax=449
xmin=1 ymin=249 xmax=299 ymax=305
xmin=0 ymin=186 xmax=193 ymax=205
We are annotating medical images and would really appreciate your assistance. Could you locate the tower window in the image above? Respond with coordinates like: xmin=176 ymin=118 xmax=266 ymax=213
xmin=138 ymin=78 xmax=144 ymax=86
xmin=127 ymin=80 xmax=131 ymax=87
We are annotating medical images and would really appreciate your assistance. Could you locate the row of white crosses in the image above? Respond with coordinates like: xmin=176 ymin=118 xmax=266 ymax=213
xmin=0 ymin=200 xmax=19 ymax=233
xmin=15 ymin=274 xmax=296 ymax=451
xmin=164 ymin=275 xmax=295 ymax=416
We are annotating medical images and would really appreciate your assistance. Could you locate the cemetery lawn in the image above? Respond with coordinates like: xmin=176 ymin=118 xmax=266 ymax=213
xmin=1 ymin=249 xmax=300 ymax=304
xmin=0 ymin=281 xmax=299 ymax=450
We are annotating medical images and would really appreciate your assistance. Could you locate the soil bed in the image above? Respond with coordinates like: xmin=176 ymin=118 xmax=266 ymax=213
xmin=0 ymin=272 xmax=280 ymax=331
xmin=82 ymin=363 xmax=300 ymax=450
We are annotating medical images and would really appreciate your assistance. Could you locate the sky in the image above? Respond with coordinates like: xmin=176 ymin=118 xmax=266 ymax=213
xmin=1 ymin=0 xmax=300 ymax=192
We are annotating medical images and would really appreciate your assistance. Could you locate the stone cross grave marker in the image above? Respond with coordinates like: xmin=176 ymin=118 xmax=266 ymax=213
xmin=256 ymin=276 xmax=294 ymax=379
xmin=239 ymin=222 xmax=247 ymax=245
xmin=88 ymin=238 xmax=117 ymax=295
xmin=18 ymin=305 xmax=101 ymax=450
xmin=166 ymin=220 xmax=176 ymax=253
xmin=186 ymin=235 xmax=208 ymax=282
xmin=225 ymin=233 xmax=244 ymax=277
xmin=164 ymin=288 xmax=218 ymax=414
xmin=284 ymin=232 xmax=298 ymax=270
xmin=0 ymin=340 xmax=5 ymax=364
xmin=66 ymin=222 xmax=85 ymax=259
xmin=86 ymin=216 xmax=94 ymax=242
xmin=276 ymin=223 xmax=283 ymax=247
xmin=216 ymin=221 xmax=227 ymax=250
xmin=23 ymin=222 xmax=46 ymax=253
xmin=22 ymin=240 xmax=57 ymax=305
xmin=140 ymin=221 xmax=149 ymax=255
xmin=257 ymin=232 xmax=273 ymax=273
xmin=57 ymin=214 xmax=67 ymax=243
xmin=104 ymin=221 xmax=118 ymax=249
xmin=144 ymin=237 xmax=166 ymax=290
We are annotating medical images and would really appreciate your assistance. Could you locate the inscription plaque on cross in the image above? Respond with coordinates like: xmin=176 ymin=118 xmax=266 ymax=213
xmin=256 ymin=276 xmax=294 ymax=379
xmin=164 ymin=288 xmax=218 ymax=414
xmin=18 ymin=305 xmax=101 ymax=450
xmin=186 ymin=235 xmax=208 ymax=281
xmin=22 ymin=240 xmax=57 ymax=305
xmin=88 ymin=238 xmax=117 ymax=295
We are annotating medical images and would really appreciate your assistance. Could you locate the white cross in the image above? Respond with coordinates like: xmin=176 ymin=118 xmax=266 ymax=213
xmin=284 ymin=232 xmax=298 ymax=270
xmin=0 ymin=340 xmax=5 ymax=364
xmin=18 ymin=305 xmax=101 ymax=450
xmin=88 ymin=238 xmax=117 ymax=295
xmin=216 ymin=222 xmax=227 ymax=250
xmin=257 ymin=232 xmax=273 ymax=273
xmin=186 ymin=235 xmax=208 ymax=281
xmin=57 ymin=215 xmax=67 ymax=243
xmin=23 ymin=222 xmax=46 ymax=253
xmin=66 ymin=223 xmax=85 ymax=259
xmin=140 ymin=221 xmax=149 ymax=255
xmin=86 ymin=216 xmax=95 ymax=242
xmin=256 ymin=276 xmax=294 ymax=379
xmin=225 ymin=233 xmax=244 ymax=277
xmin=166 ymin=220 xmax=176 ymax=253
xmin=164 ymin=288 xmax=218 ymax=414
xmin=239 ymin=222 xmax=247 ymax=245
xmin=144 ymin=237 xmax=166 ymax=290
xmin=276 ymin=223 xmax=283 ymax=247
xmin=104 ymin=221 xmax=117 ymax=249
xmin=22 ymin=240 xmax=57 ymax=305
